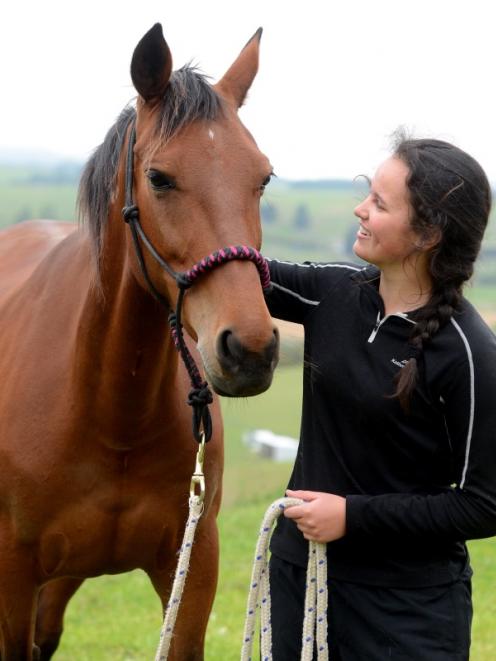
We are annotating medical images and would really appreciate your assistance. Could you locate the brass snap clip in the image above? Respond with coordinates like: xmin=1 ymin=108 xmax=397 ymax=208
xmin=190 ymin=433 xmax=206 ymax=503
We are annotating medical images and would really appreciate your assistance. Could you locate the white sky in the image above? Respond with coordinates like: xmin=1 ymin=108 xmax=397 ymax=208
xmin=2 ymin=0 xmax=496 ymax=180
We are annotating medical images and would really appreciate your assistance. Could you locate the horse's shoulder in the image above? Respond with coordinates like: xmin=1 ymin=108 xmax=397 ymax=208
xmin=0 ymin=220 xmax=78 ymax=305
xmin=0 ymin=219 xmax=76 ymax=249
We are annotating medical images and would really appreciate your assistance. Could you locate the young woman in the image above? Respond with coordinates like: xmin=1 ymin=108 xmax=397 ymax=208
xmin=265 ymin=133 xmax=496 ymax=660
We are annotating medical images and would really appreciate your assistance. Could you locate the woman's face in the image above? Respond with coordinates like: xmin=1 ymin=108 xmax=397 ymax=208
xmin=353 ymin=156 xmax=431 ymax=275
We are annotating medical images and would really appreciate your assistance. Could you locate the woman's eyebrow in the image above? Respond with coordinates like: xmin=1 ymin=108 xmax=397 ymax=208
xmin=371 ymin=187 xmax=387 ymax=206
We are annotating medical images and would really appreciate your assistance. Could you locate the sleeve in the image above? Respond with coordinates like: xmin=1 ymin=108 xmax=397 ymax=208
xmin=346 ymin=326 xmax=496 ymax=542
xmin=265 ymin=259 xmax=358 ymax=324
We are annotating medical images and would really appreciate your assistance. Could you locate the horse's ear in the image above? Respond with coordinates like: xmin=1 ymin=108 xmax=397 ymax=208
xmin=216 ymin=28 xmax=262 ymax=108
xmin=131 ymin=23 xmax=172 ymax=103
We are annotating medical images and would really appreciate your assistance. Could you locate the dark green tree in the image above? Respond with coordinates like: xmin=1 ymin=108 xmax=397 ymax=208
xmin=15 ymin=207 xmax=33 ymax=223
xmin=261 ymin=202 xmax=278 ymax=224
xmin=293 ymin=203 xmax=311 ymax=230
xmin=40 ymin=205 xmax=58 ymax=219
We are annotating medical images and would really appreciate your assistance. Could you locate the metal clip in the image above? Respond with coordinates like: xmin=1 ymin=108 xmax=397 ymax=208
xmin=190 ymin=433 xmax=206 ymax=502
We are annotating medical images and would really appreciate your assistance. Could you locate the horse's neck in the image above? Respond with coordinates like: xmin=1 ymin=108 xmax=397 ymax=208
xmin=74 ymin=233 xmax=180 ymax=447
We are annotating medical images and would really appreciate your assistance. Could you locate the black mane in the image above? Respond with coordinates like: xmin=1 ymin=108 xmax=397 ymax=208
xmin=78 ymin=66 xmax=223 ymax=267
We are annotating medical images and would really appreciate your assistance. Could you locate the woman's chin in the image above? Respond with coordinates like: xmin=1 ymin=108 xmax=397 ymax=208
xmin=352 ymin=240 xmax=367 ymax=261
xmin=353 ymin=242 xmax=378 ymax=268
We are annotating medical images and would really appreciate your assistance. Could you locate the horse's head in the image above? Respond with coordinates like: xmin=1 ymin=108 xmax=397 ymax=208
xmin=125 ymin=24 xmax=279 ymax=397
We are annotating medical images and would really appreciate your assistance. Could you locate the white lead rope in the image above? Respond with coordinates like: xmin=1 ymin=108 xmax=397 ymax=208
xmin=154 ymin=492 xmax=328 ymax=661
xmin=154 ymin=495 xmax=204 ymax=661
xmin=155 ymin=436 xmax=207 ymax=661
xmin=241 ymin=497 xmax=329 ymax=661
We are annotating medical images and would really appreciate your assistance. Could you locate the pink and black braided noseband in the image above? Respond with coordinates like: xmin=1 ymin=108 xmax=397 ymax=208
xmin=184 ymin=245 xmax=271 ymax=291
xmin=122 ymin=121 xmax=272 ymax=444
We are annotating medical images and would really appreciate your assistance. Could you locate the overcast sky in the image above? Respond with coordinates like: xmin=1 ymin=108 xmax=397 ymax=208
xmin=2 ymin=0 xmax=495 ymax=180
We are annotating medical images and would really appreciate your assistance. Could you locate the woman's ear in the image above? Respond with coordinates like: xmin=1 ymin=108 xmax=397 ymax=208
xmin=416 ymin=226 xmax=442 ymax=252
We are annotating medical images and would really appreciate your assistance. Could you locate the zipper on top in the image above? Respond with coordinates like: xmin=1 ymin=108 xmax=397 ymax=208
xmin=367 ymin=310 xmax=415 ymax=343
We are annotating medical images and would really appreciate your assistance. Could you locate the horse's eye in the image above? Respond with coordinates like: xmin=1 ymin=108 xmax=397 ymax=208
xmin=146 ymin=169 xmax=176 ymax=191
xmin=260 ymin=173 xmax=273 ymax=194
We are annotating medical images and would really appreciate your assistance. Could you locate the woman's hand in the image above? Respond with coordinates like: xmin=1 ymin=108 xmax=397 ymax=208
xmin=284 ymin=489 xmax=346 ymax=543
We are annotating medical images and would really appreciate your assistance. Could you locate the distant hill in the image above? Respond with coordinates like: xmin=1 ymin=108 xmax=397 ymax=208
xmin=0 ymin=159 xmax=83 ymax=186
xmin=0 ymin=147 xmax=83 ymax=167
xmin=285 ymin=179 xmax=355 ymax=190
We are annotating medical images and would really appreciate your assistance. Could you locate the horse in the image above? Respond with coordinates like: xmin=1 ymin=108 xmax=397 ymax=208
xmin=0 ymin=23 xmax=279 ymax=660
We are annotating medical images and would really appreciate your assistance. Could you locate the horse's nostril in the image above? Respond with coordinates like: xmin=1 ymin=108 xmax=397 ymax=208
xmin=216 ymin=327 xmax=279 ymax=374
xmin=220 ymin=329 xmax=231 ymax=359
xmin=218 ymin=329 xmax=246 ymax=366
xmin=271 ymin=327 xmax=280 ymax=353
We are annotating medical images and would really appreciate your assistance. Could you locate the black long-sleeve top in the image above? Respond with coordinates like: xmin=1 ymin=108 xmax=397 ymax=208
xmin=266 ymin=259 xmax=496 ymax=587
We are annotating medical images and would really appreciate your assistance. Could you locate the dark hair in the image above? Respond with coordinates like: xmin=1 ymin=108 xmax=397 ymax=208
xmin=391 ymin=129 xmax=492 ymax=409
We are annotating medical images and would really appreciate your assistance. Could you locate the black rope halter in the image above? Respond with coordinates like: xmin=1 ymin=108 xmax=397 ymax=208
xmin=121 ymin=121 xmax=272 ymax=444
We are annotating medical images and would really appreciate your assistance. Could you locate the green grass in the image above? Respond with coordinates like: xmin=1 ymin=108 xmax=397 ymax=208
xmin=52 ymin=364 xmax=496 ymax=659
xmin=470 ymin=539 xmax=496 ymax=659
xmin=0 ymin=183 xmax=77 ymax=228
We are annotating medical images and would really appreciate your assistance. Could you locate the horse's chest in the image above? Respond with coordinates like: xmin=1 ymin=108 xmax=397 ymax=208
xmin=5 ymin=433 xmax=219 ymax=579
xmin=37 ymin=483 xmax=189 ymax=578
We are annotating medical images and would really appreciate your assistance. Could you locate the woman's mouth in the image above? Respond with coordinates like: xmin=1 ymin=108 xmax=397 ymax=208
xmin=357 ymin=224 xmax=371 ymax=238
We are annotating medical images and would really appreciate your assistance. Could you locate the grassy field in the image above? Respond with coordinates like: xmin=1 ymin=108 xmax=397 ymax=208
xmin=0 ymin=182 xmax=78 ymax=228
xmin=51 ymin=364 xmax=496 ymax=660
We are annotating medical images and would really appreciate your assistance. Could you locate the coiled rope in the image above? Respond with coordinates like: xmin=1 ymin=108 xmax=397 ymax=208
xmin=154 ymin=496 xmax=328 ymax=660
xmin=241 ymin=497 xmax=328 ymax=661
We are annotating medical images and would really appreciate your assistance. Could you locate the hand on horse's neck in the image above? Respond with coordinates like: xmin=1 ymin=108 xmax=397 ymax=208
xmin=378 ymin=266 xmax=432 ymax=316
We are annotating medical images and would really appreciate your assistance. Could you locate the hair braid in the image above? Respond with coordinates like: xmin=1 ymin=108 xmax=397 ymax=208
xmin=394 ymin=286 xmax=461 ymax=410
xmin=388 ymin=131 xmax=491 ymax=410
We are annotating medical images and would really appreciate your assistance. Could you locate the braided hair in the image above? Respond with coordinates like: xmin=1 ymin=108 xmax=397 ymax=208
xmin=391 ymin=131 xmax=492 ymax=409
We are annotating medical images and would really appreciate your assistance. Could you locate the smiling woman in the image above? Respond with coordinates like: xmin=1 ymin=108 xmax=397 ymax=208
xmin=263 ymin=133 xmax=496 ymax=660
xmin=353 ymin=157 xmax=437 ymax=290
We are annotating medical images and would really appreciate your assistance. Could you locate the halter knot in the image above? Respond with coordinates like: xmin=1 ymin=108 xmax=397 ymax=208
xmin=188 ymin=382 xmax=213 ymax=408
xmin=188 ymin=382 xmax=213 ymax=443
xmin=175 ymin=273 xmax=193 ymax=290
xmin=122 ymin=204 xmax=139 ymax=224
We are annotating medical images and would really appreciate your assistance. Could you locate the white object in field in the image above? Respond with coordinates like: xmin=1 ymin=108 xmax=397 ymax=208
xmin=243 ymin=429 xmax=298 ymax=462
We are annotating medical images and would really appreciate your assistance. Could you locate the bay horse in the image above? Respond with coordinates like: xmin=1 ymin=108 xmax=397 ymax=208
xmin=0 ymin=23 xmax=278 ymax=660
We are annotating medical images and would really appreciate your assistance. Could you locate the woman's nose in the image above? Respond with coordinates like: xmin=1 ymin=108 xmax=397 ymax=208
xmin=354 ymin=199 xmax=368 ymax=219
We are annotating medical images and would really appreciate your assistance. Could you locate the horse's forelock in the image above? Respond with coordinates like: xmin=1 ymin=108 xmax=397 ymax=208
xmin=156 ymin=66 xmax=223 ymax=143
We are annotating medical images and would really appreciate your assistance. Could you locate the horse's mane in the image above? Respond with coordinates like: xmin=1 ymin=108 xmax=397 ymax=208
xmin=77 ymin=66 xmax=223 ymax=269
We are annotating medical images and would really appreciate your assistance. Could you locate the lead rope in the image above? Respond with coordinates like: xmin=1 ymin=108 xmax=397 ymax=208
xmin=241 ymin=498 xmax=329 ymax=661
xmin=154 ymin=437 xmax=206 ymax=661
xmin=154 ymin=498 xmax=204 ymax=661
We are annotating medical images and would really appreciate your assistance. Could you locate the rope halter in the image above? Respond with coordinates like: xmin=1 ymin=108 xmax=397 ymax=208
xmin=121 ymin=120 xmax=272 ymax=444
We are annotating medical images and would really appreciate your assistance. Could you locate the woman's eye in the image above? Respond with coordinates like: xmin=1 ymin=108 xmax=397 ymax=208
xmin=146 ymin=170 xmax=176 ymax=191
